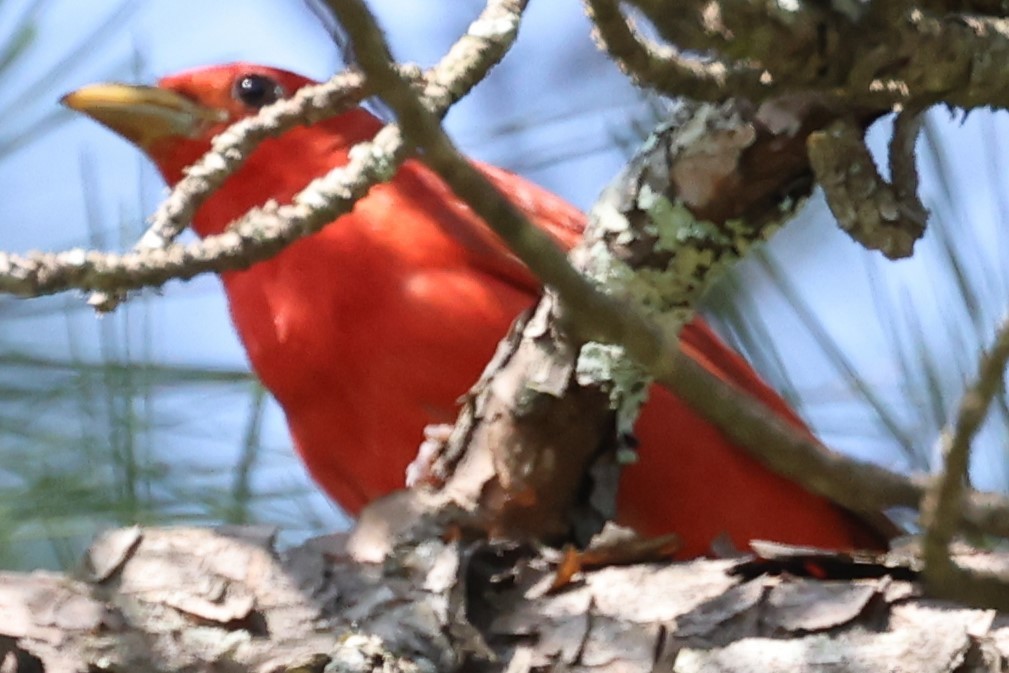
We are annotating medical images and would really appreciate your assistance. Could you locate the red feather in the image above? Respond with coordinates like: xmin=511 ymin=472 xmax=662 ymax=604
xmin=69 ymin=63 xmax=887 ymax=557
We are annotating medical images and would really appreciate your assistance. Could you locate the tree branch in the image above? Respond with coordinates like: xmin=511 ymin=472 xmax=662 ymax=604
xmin=921 ymin=315 xmax=1009 ymax=609
xmin=598 ymin=1 xmax=1009 ymax=110
xmin=4 ymin=525 xmax=1009 ymax=672
xmin=84 ymin=69 xmax=368 ymax=311
xmin=807 ymin=115 xmax=927 ymax=259
xmin=583 ymin=0 xmax=770 ymax=101
xmin=327 ymin=0 xmax=1009 ymax=549
xmin=0 ymin=0 xmax=527 ymax=302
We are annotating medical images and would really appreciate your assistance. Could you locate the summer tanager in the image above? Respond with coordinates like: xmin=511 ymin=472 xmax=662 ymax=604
xmin=64 ymin=63 xmax=885 ymax=557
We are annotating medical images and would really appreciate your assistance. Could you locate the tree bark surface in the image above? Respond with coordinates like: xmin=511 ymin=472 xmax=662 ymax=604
xmin=2 ymin=526 xmax=1007 ymax=673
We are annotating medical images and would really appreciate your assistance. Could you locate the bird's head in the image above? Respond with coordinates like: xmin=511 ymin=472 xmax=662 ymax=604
xmin=62 ymin=63 xmax=384 ymax=236
xmin=62 ymin=63 xmax=319 ymax=185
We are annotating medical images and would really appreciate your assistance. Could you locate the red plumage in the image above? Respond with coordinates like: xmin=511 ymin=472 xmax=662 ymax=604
xmin=66 ymin=63 xmax=886 ymax=557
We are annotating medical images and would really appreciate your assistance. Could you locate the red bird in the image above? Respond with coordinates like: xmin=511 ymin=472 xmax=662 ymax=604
xmin=64 ymin=64 xmax=885 ymax=557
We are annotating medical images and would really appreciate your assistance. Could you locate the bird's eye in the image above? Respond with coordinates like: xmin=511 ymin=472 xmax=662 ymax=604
xmin=232 ymin=74 xmax=285 ymax=109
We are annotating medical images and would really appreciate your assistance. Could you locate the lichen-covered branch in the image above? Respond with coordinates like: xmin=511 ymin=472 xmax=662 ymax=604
xmin=595 ymin=1 xmax=1009 ymax=110
xmin=888 ymin=107 xmax=928 ymax=230
xmin=331 ymin=0 xmax=904 ymax=544
xmin=807 ymin=116 xmax=927 ymax=259
xmin=627 ymin=0 xmax=860 ymax=92
xmin=391 ymin=83 xmax=933 ymax=539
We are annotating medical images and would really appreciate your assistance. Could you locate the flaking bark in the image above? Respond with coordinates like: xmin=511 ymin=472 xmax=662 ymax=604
xmin=4 ymin=526 xmax=1009 ymax=673
xmin=425 ymin=95 xmax=892 ymax=543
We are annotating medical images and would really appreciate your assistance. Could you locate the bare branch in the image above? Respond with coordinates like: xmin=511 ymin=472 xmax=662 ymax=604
xmin=0 ymin=123 xmax=406 ymax=298
xmin=85 ymin=70 xmax=368 ymax=311
xmin=0 ymin=0 xmax=526 ymax=301
xmin=920 ymin=315 xmax=1009 ymax=609
xmin=326 ymin=0 xmax=653 ymax=354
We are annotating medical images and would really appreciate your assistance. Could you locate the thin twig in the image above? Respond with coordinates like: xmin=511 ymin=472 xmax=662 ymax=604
xmin=87 ymin=69 xmax=369 ymax=311
xmin=920 ymin=314 xmax=1009 ymax=607
xmin=325 ymin=0 xmax=646 ymax=350
xmin=0 ymin=0 xmax=527 ymax=301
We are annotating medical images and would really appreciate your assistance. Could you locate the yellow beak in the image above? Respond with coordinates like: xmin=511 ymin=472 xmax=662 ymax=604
xmin=61 ymin=83 xmax=227 ymax=148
